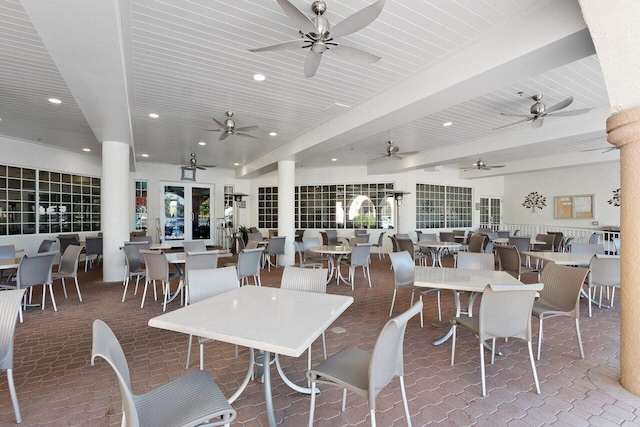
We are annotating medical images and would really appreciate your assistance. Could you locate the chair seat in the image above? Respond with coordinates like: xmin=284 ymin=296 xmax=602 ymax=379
xmin=532 ymin=301 xmax=564 ymax=317
xmin=309 ymin=346 xmax=371 ymax=393
xmin=135 ymin=369 xmax=234 ymax=427
xmin=451 ymin=316 xmax=479 ymax=333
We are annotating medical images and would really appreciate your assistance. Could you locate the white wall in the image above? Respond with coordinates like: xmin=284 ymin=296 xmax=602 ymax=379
xmin=503 ymin=161 xmax=620 ymax=229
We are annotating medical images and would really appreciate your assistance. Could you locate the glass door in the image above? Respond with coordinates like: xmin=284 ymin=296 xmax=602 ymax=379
xmin=479 ymin=197 xmax=502 ymax=231
xmin=162 ymin=183 xmax=213 ymax=246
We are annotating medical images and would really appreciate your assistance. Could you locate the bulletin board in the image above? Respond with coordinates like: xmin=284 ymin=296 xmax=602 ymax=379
xmin=554 ymin=195 xmax=594 ymax=219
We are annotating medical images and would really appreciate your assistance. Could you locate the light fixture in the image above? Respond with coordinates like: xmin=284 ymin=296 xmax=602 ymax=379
xmin=198 ymin=141 xmax=206 ymax=146
xmin=48 ymin=98 xmax=62 ymax=104
xmin=234 ymin=162 xmax=240 ymax=166
xmin=442 ymin=121 xmax=452 ymax=127
xmin=253 ymin=73 xmax=266 ymax=81
xmin=232 ymin=193 xmax=248 ymax=203
xmin=82 ymin=148 xmax=91 ymax=152
xmin=141 ymin=153 xmax=149 ymax=158
xmin=148 ymin=113 xmax=159 ymax=118
xmin=331 ymin=158 xmax=337 ymax=162
xmin=269 ymin=132 xmax=277 ymax=136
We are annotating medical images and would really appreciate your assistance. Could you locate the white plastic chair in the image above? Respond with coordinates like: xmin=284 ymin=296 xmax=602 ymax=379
xmin=0 ymin=289 xmax=26 ymax=423
xmin=587 ymin=255 xmax=620 ymax=317
xmin=52 ymin=244 xmax=83 ymax=302
xmin=237 ymin=248 xmax=264 ymax=286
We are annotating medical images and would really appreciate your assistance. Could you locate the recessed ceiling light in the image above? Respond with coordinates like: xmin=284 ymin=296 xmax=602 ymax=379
xmin=269 ymin=132 xmax=277 ymax=136
xmin=48 ymin=98 xmax=62 ymax=104
xmin=253 ymin=73 xmax=266 ymax=81
xmin=148 ymin=113 xmax=159 ymax=118
xmin=198 ymin=141 xmax=206 ymax=146
xmin=442 ymin=121 xmax=453 ymax=127
xmin=82 ymin=148 xmax=91 ymax=152
xmin=141 ymin=153 xmax=149 ymax=158
xmin=234 ymin=162 xmax=240 ymax=166
xmin=331 ymin=158 xmax=337 ymax=162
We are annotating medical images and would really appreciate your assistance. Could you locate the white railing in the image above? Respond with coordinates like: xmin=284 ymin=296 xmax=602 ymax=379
xmin=502 ymin=224 xmax=620 ymax=254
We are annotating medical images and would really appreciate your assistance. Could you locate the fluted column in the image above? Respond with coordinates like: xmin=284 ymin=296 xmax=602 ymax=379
xmin=607 ymin=106 xmax=640 ymax=394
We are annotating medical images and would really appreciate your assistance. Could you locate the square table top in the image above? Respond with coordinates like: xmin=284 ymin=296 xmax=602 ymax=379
xmin=0 ymin=258 xmax=20 ymax=270
xmin=414 ymin=266 xmax=522 ymax=292
xmin=149 ymin=286 xmax=353 ymax=358
xmin=522 ymin=251 xmax=618 ymax=267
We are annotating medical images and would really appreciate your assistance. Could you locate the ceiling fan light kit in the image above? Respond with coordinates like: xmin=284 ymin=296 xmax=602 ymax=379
xmin=249 ymin=0 xmax=386 ymax=77
xmin=205 ymin=111 xmax=259 ymax=140
xmin=462 ymin=158 xmax=505 ymax=171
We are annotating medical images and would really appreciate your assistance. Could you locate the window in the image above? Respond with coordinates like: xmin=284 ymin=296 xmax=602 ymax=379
xmin=416 ymin=184 xmax=472 ymax=229
xmin=259 ymin=183 xmax=394 ymax=229
xmin=0 ymin=164 xmax=100 ymax=236
xmin=134 ymin=180 xmax=147 ymax=230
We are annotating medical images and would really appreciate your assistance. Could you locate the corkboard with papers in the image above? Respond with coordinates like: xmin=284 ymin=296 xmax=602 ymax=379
xmin=554 ymin=195 xmax=594 ymax=219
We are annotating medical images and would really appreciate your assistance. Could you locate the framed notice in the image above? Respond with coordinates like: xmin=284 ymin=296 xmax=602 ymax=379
xmin=554 ymin=195 xmax=594 ymax=219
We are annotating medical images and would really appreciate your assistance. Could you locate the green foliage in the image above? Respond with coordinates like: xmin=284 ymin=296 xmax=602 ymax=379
xmin=353 ymin=214 xmax=376 ymax=228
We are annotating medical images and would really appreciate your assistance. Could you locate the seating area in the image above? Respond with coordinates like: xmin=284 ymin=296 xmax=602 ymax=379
xmin=1 ymin=250 xmax=634 ymax=426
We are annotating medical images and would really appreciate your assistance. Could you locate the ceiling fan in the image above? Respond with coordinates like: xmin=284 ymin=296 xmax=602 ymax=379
xmin=183 ymin=153 xmax=215 ymax=170
xmin=249 ymin=0 xmax=385 ymax=77
xmin=462 ymin=159 xmax=505 ymax=171
xmin=205 ymin=111 xmax=259 ymax=141
xmin=580 ymin=146 xmax=618 ymax=153
xmin=370 ymin=140 xmax=417 ymax=161
xmin=494 ymin=94 xmax=592 ymax=130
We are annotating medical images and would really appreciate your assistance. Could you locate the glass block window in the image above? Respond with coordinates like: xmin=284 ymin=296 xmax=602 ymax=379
xmin=416 ymin=183 xmax=472 ymax=229
xmin=0 ymin=166 xmax=36 ymax=235
xmin=134 ymin=181 xmax=147 ymax=230
xmin=297 ymin=185 xmax=337 ymax=229
xmin=258 ymin=187 xmax=278 ymax=229
xmin=342 ymin=183 xmax=394 ymax=229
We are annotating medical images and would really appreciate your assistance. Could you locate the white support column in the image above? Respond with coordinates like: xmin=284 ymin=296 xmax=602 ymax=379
xmin=278 ymin=160 xmax=295 ymax=266
xmin=102 ymin=141 xmax=130 ymax=282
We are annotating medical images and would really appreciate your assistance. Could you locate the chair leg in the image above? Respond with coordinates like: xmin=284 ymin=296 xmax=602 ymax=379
xmin=436 ymin=291 xmax=442 ymax=322
xmin=141 ymin=280 xmax=149 ymax=308
xmin=47 ymin=284 xmax=57 ymax=311
xmin=528 ymin=341 xmax=541 ymax=394
xmin=122 ymin=277 xmax=130 ymax=302
xmin=199 ymin=342 xmax=205 ymax=370
xmin=537 ymin=319 xmax=543 ymax=360
xmin=389 ymin=289 xmax=397 ymax=317
xmin=341 ymin=388 xmax=347 ymax=412
xmin=74 ymin=277 xmax=82 ymax=302
xmin=575 ymin=318 xmax=585 ymax=359
xmin=186 ymin=334 xmax=193 ymax=369
xmin=308 ymin=381 xmax=317 ymax=427
xmin=588 ymin=287 xmax=593 ymax=317
xmin=450 ymin=324 xmax=457 ymax=365
xmin=480 ymin=340 xmax=487 ymax=397
xmin=399 ymin=375 xmax=412 ymax=427
xmin=7 ymin=369 xmax=21 ymax=423
xmin=419 ymin=295 xmax=424 ymax=328
xmin=370 ymin=409 xmax=377 ymax=427
xmin=365 ymin=265 xmax=371 ymax=288
xmin=490 ymin=338 xmax=496 ymax=364
xmin=321 ymin=331 xmax=327 ymax=359
xmin=61 ymin=277 xmax=68 ymax=299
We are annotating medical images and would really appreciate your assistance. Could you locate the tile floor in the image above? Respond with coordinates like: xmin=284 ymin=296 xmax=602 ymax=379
xmin=2 ymin=251 xmax=639 ymax=426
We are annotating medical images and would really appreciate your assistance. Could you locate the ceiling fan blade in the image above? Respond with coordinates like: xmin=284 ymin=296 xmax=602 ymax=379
xmin=392 ymin=154 xmax=404 ymax=160
xmin=219 ymin=132 xmax=230 ymax=141
xmin=236 ymin=125 xmax=259 ymax=132
xmin=401 ymin=151 xmax=419 ymax=156
xmin=304 ymin=50 xmax=322 ymax=77
xmin=545 ymin=96 xmax=574 ymax=114
xmin=249 ymin=39 xmax=305 ymax=53
xmin=489 ymin=165 xmax=506 ymax=168
xmin=370 ymin=155 xmax=389 ymax=161
xmin=492 ymin=118 xmax=530 ymax=130
xmin=546 ymin=108 xmax=593 ymax=117
xmin=329 ymin=44 xmax=381 ymax=63
xmin=196 ymin=166 xmax=206 ymax=170
xmin=236 ymin=132 xmax=258 ymax=139
xmin=200 ymin=164 xmax=216 ymax=168
xmin=276 ymin=0 xmax=317 ymax=34
xmin=499 ymin=112 xmax=532 ymax=118
xmin=330 ymin=0 xmax=386 ymax=38
xmin=531 ymin=117 xmax=544 ymax=129
xmin=204 ymin=129 xmax=223 ymax=132
xmin=581 ymin=146 xmax=617 ymax=153
xmin=212 ymin=117 xmax=226 ymax=128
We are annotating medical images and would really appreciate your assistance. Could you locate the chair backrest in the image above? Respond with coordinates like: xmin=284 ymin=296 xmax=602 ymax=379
xmin=570 ymin=243 xmax=605 ymax=254
xmin=245 ymin=240 xmax=260 ymax=249
xmin=129 ymin=230 xmax=146 ymax=239
xmin=237 ymin=248 xmax=264 ymax=278
xmin=185 ymin=251 xmax=218 ymax=272
xmin=91 ymin=320 xmax=138 ymax=426
xmin=369 ymin=301 xmax=423 ymax=403
xmin=58 ymin=244 xmax=83 ymax=274
xmin=267 ymin=236 xmax=286 ymax=255
xmin=479 ymin=283 xmax=543 ymax=342
xmin=468 ymin=235 xmax=486 ymax=253
xmin=418 ymin=233 xmax=437 ymax=243
xmin=0 ymin=245 xmax=16 ymax=260
xmin=235 ymin=235 xmax=245 ymax=252
xmin=453 ymin=230 xmax=466 ymax=238
xmin=85 ymin=236 xmax=103 ymax=255
xmin=140 ymin=250 xmax=169 ymax=281
xmin=37 ymin=240 xmax=56 ymax=253
xmin=303 ymin=236 xmax=322 ymax=253
xmin=508 ymin=236 xmax=531 ymax=255
xmin=589 ymin=232 xmax=600 ymax=244
xmin=547 ymin=232 xmax=564 ymax=251
xmin=124 ymin=241 xmax=151 ymax=251
xmin=248 ymin=227 xmax=260 ymax=234
xmin=388 ymin=236 xmax=400 ymax=252
xmin=494 ymin=245 xmax=521 ymax=277
xmin=534 ymin=233 xmax=555 ymax=251
xmin=295 ymin=229 xmax=304 ymax=243
xmin=355 ymin=229 xmax=367 ymax=236
xmin=350 ymin=244 xmax=372 ymax=267
xmin=496 ymin=230 xmax=510 ymax=238
xmin=590 ymin=256 xmax=621 ymax=287
xmin=188 ymin=266 xmax=239 ymax=304
xmin=58 ymin=234 xmax=80 ymax=255
xmin=130 ymin=235 xmax=153 ymax=244
xmin=389 ymin=251 xmax=414 ymax=287
xmin=325 ymin=230 xmax=338 ymax=244
xmin=440 ymin=231 xmax=455 ymax=243
xmin=281 ymin=266 xmax=327 ymax=294
xmin=123 ymin=244 xmax=144 ymax=274
xmin=269 ymin=229 xmax=278 ymax=238
xmin=396 ymin=239 xmax=416 ymax=261
xmin=376 ymin=232 xmax=386 ymax=247
xmin=183 ymin=240 xmax=207 ymax=254
xmin=0 ymin=289 xmax=27 ymax=370
xmin=513 ymin=229 xmax=520 ymax=236
xmin=319 ymin=231 xmax=329 ymax=246
xmin=613 ymin=237 xmax=621 ymax=255
xmin=17 ymin=252 xmax=56 ymax=288
xmin=247 ymin=232 xmax=263 ymax=242
xmin=456 ymin=252 xmax=494 ymax=271
xmin=395 ymin=233 xmax=411 ymax=241
xmin=539 ymin=263 xmax=590 ymax=316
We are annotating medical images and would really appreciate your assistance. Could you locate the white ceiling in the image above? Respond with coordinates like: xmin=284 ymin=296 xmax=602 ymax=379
xmin=2 ymin=0 xmax=618 ymax=179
